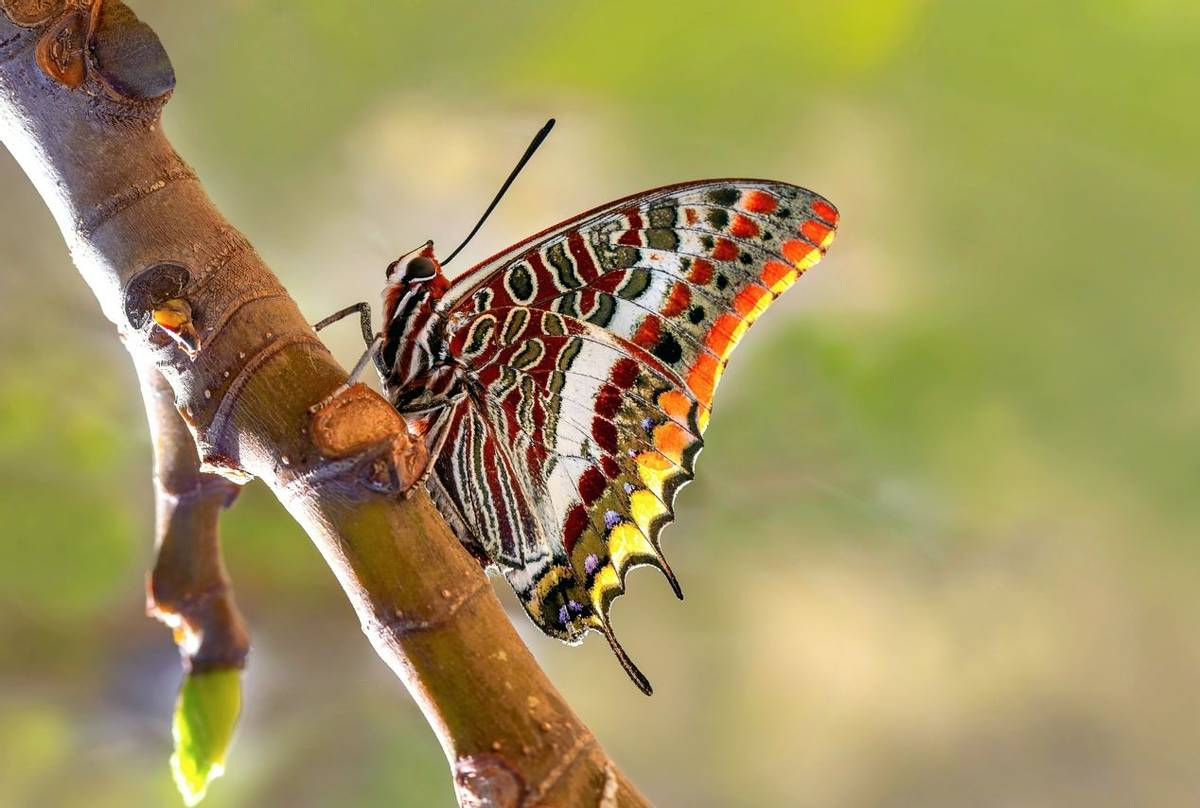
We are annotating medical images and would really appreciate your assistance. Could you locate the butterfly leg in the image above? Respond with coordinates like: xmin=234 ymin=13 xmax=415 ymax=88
xmin=310 ymin=301 xmax=385 ymax=413
xmin=400 ymin=405 xmax=455 ymax=497
xmin=314 ymin=300 xmax=388 ymax=374
xmin=314 ymin=301 xmax=375 ymax=346
xmin=308 ymin=335 xmax=384 ymax=413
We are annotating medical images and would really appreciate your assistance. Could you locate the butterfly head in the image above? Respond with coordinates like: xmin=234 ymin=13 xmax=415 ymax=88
xmin=383 ymin=240 xmax=450 ymax=320
xmin=385 ymin=240 xmax=444 ymax=285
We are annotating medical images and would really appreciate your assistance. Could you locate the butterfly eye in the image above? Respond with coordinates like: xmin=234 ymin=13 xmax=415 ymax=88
xmin=405 ymin=256 xmax=438 ymax=281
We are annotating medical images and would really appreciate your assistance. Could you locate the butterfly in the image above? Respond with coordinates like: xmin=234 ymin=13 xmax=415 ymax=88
xmin=315 ymin=121 xmax=838 ymax=693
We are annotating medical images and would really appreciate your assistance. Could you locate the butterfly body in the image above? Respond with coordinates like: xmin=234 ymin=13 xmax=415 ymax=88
xmin=373 ymin=180 xmax=838 ymax=693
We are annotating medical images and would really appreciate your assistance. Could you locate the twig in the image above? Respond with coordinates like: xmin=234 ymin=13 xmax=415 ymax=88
xmin=133 ymin=355 xmax=248 ymax=673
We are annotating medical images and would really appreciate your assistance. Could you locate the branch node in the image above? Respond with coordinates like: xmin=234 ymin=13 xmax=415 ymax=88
xmin=155 ymin=473 xmax=240 ymax=507
xmin=33 ymin=4 xmax=83 ymax=86
xmin=310 ymin=383 xmax=405 ymax=457
xmin=196 ymin=450 xmax=254 ymax=485
xmin=306 ymin=383 xmax=429 ymax=495
xmin=123 ymin=261 xmax=191 ymax=330
xmin=0 ymin=0 xmax=66 ymax=28
xmin=91 ymin=0 xmax=175 ymax=102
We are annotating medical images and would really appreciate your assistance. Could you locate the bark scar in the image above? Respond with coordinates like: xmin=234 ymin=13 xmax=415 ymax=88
xmin=599 ymin=761 xmax=619 ymax=808
xmin=526 ymin=732 xmax=599 ymax=805
xmin=76 ymin=163 xmax=197 ymax=237
xmin=454 ymin=754 xmax=525 ymax=808
xmin=200 ymin=288 xmax=289 ymax=349
xmin=368 ymin=576 xmax=488 ymax=638
xmin=192 ymin=227 xmax=254 ymax=291
xmin=202 ymin=333 xmax=325 ymax=471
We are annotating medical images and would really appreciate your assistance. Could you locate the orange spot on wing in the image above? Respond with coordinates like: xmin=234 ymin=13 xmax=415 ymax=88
xmin=800 ymin=219 xmax=835 ymax=249
xmin=658 ymin=390 xmax=692 ymax=422
xmin=783 ymin=239 xmax=821 ymax=270
xmin=730 ymin=214 xmax=759 ymax=239
xmin=638 ymin=449 xmax=674 ymax=472
xmin=633 ymin=316 xmax=661 ymax=350
xmin=688 ymin=353 xmax=720 ymax=407
xmin=654 ymin=421 xmax=692 ymax=464
xmin=743 ymin=190 xmax=778 ymax=214
xmin=661 ymin=282 xmax=691 ymax=318
xmin=811 ymin=199 xmax=838 ymax=226
xmin=760 ymin=260 xmax=792 ymax=288
xmin=685 ymin=208 xmax=699 ymax=225
xmin=706 ymin=313 xmax=741 ymax=357
xmin=712 ymin=238 xmax=738 ymax=262
xmin=733 ymin=286 xmax=772 ymax=322
xmin=761 ymin=260 xmax=798 ymax=293
xmin=689 ymin=259 xmax=714 ymax=285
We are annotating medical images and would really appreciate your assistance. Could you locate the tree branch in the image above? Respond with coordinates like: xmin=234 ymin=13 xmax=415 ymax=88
xmin=0 ymin=2 xmax=648 ymax=804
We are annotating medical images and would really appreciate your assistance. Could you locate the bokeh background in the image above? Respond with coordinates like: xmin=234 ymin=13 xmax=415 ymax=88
xmin=2 ymin=1 xmax=1199 ymax=805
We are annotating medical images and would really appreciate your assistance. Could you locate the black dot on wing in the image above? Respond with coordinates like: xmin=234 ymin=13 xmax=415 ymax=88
xmin=653 ymin=333 xmax=683 ymax=364
xmin=689 ymin=306 xmax=705 ymax=324
xmin=507 ymin=263 xmax=535 ymax=301
xmin=708 ymin=187 xmax=740 ymax=206
xmin=716 ymin=274 xmax=729 ymax=290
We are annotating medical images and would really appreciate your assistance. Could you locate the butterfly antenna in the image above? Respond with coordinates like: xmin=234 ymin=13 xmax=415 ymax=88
xmin=442 ymin=118 xmax=556 ymax=266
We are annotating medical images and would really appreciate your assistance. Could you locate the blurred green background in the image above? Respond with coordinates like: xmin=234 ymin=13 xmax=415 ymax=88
xmin=2 ymin=1 xmax=1198 ymax=805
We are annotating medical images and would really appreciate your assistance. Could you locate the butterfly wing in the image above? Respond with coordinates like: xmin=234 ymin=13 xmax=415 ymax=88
xmin=431 ymin=180 xmax=838 ymax=690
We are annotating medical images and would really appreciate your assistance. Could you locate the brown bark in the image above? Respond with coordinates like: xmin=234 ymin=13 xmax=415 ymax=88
xmin=0 ymin=2 xmax=649 ymax=805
